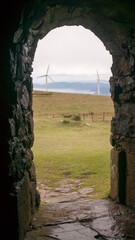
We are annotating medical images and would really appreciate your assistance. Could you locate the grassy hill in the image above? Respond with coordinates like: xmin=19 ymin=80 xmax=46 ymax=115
xmin=33 ymin=91 xmax=114 ymax=116
xmin=32 ymin=91 xmax=114 ymax=201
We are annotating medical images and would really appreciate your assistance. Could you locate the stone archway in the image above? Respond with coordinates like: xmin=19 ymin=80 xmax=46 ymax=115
xmin=1 ymin=1 xmax=135 ymax=239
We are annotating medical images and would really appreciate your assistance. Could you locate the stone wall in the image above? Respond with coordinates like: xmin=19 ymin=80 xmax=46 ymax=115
xmin=110 ymin=39 xmax=135 ymax=206
xmin=1 ymin=0 xmax=135 ymax=239
xmin=4 ymin=25 xmax=41 ymax=240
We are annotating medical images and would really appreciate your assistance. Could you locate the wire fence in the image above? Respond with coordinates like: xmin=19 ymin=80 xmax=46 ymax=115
xmin=40 ymin=112 xmax=114 ymax=122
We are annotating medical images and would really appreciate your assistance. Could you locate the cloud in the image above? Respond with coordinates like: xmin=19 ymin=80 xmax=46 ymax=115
xmin=32 ymin=25 xmax=112 ymax=81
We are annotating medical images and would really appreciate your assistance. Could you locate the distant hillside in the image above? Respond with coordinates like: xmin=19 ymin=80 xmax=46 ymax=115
xmin=33 ymin=82 xmax=110 ymax=96
xmin=33 ymin=73 xmax=111 ymax=83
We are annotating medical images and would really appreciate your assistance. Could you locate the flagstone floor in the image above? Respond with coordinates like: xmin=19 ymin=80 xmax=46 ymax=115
xmin=25 ymin=199 xmax=135 ymax=240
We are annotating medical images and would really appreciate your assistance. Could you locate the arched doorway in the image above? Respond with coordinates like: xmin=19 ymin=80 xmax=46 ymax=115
xmin=1 ymin=1 xmax=135 ymax=239
xmin=32 ymin=25 xmax=113 ymax=203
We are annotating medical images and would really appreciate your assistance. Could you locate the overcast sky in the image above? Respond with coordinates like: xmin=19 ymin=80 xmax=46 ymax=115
xmin=32 ymin=26 xmax=112 ymax=83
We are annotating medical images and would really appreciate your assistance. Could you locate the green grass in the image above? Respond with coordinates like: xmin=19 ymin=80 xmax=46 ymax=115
xmin=32 ymin=91 xmax=114 ymax=199
xmin=33 ymin=91 xmax=114 ymax=116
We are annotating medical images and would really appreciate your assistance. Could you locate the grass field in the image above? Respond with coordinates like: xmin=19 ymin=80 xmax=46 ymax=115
xmin=32 ymin=91 xmax=114 ymax=199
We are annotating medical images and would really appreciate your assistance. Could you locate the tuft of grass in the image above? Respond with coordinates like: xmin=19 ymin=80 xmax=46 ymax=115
xmin=72 ymin=115 xmax=81 ymax=121
xmin=62 ymin=119 xmax=70 ymax=124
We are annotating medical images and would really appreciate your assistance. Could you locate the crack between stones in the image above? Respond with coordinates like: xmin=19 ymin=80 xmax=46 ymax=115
xmin=77 ymin=228 xmax=98 ymax=239
xmin=88 ymin=226 xmax=110 ymax=240
xmin=30 ymin=214 xmax=114 ymax=230
xmin=43 ymin=234 xmax=60 ymax=240
xmin=29 ymin=220 xmax=135 ymax=240
xmin=88 ymin=225 xmax=135 ymax=240
xmin=43 ymin=219 xmax=76 ymax=227
xmin=29 ymin=214 xmax=135 ymax=240
xmin=29 ymin=219 xmax=77 ymax=230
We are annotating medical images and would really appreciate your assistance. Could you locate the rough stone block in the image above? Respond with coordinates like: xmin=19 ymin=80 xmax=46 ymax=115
xmin=17 ymin=169 xmax=40 ymax=240
xmin=110 ymin=148 xmax=119 ymax=202
xmin=17 ymin=172 xmax=32 ymax=240
xmin=126 ymin=152 xmax=135 ymax=207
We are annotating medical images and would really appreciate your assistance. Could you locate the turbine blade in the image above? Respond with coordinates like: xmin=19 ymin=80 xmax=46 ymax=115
xmin=96 ymin=70 xmax=100 ymax=80
xmin=38 ymin=74 xmax=47 ymax=78
xmin=48 ymin=75 xmax=54 ymax=82
xmin=46 ymin=64 xmax=50 ymax=75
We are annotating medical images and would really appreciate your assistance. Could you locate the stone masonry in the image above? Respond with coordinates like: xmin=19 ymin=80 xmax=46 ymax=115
xmin=1 ymin=0 xmax=135 ymax=239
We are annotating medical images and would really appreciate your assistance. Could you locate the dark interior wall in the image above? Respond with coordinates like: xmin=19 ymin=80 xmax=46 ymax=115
xmin=0 ymin=1 xmax=40 ymax=239
xmin=1 ymin=0 xmax=135 ymax=239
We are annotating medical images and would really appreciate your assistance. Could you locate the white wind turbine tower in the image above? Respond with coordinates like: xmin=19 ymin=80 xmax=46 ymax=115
xmin=38 ymin=64 xmax=54 ymax=92
xmin=96 ymin=70 xmax=108 ymax=95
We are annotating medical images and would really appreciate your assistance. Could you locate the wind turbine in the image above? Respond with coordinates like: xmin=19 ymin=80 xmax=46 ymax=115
xmin=96 ymin=70 xmax=100 ymax=95
xmin=96 ymin=70 xmax=108 ymax=95
xmin=38 ymin=64 xmax=54 ymax=92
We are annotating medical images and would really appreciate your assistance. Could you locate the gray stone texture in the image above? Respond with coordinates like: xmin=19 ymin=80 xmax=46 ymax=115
xmin=25 ymin=199 xmax=135 ymax=240
xmin=1 ymin=0 xmax=135 ymax=239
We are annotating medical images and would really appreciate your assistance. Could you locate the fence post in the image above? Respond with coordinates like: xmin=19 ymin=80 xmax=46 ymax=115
xmin=103 ymin=112 xmax=105 ymax=122
xmin=91 ymin=112 xmax=94 ymax=122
